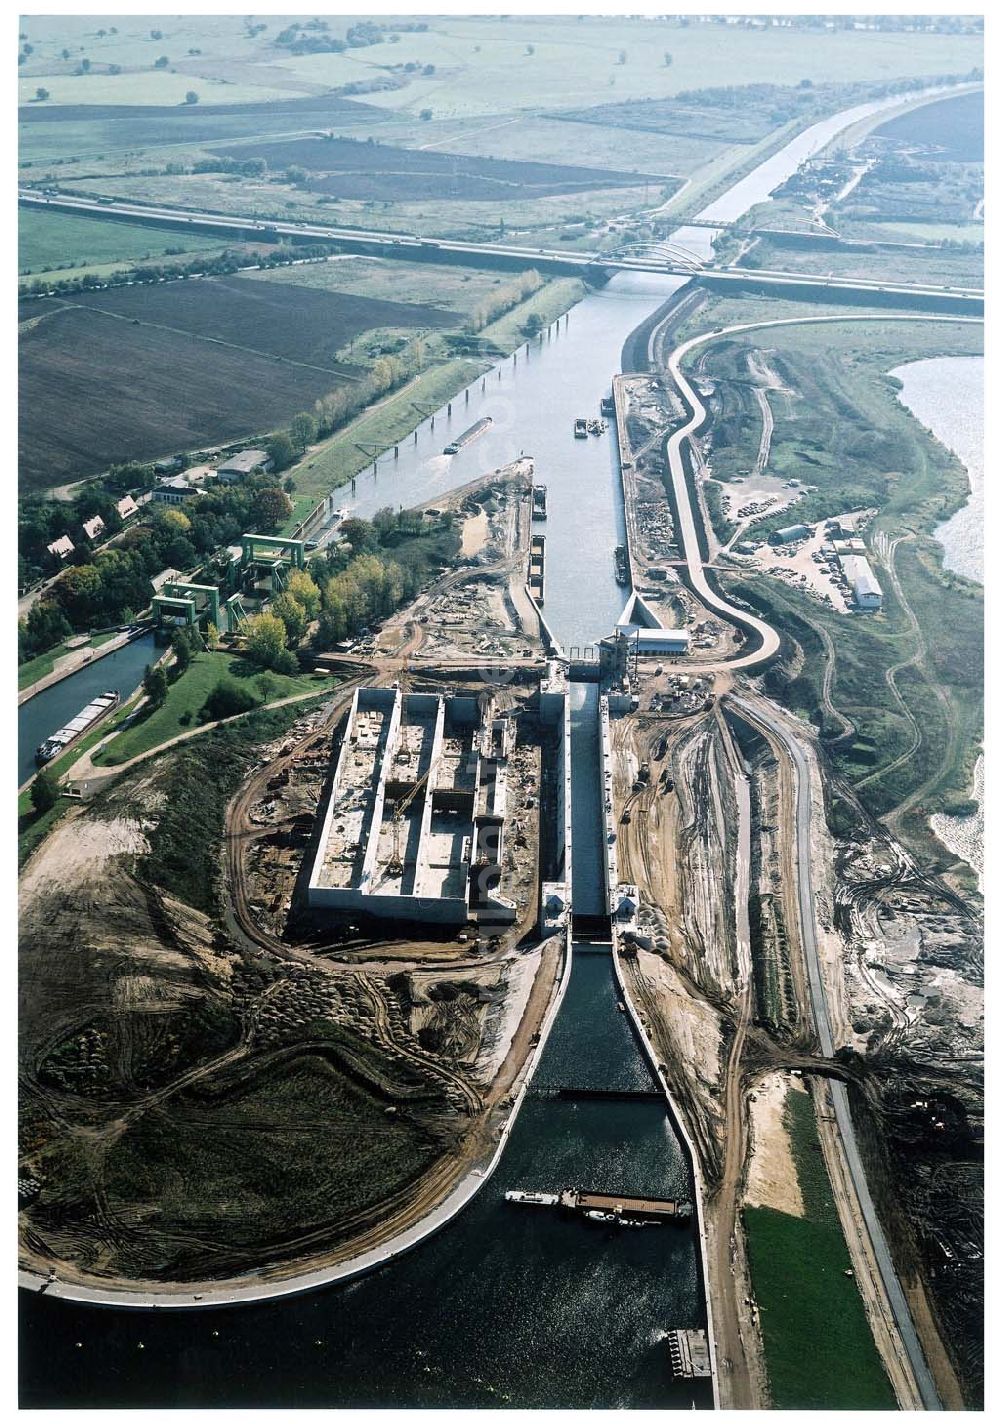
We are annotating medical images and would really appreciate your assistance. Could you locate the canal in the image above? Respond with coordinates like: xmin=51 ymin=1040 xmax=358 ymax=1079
xmin=17 ymin=633 xmax=156 ymax=789
xmin=20 ymin=86 xmax=944 ymax=1407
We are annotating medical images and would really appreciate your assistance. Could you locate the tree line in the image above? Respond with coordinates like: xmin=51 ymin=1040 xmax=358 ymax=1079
xmin=20 ymin=240 xmax=341 ymax=299
xmin=465 ymin=270 xmax=542 ymax=334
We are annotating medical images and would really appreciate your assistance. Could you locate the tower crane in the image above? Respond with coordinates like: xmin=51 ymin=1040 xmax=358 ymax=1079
xmin=386 ymin=766 xmax=430 ymax=878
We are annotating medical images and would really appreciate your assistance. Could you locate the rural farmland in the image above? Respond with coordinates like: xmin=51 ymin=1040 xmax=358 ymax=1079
xmin=19 ymin=275 xmax=458 ymax=488
xmin=219 ymin=134 xmax=667 ymax=203
xmin=19 ymin=304 xmax=340 ymax=488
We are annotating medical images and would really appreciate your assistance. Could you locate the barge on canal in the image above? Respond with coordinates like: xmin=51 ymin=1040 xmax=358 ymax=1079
xmin=35 ymin=690 xmax=120 ymax=766
xmin=505 ymin=1186 xmax=692 ymax=1225
xmin=444 ymin=415 xmax=492 ymax=455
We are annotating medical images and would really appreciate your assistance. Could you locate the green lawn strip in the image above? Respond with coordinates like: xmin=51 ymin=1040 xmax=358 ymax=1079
xmin=475 ymin=277 xmax=585 ymax=350
xmin=292 ymin=358 xmax=482 ymax=502
xmin=744 ymin=1086 xmax=896 ymax=1410
xmin=18 ymin=630 xmax=119 ymax=691
xmin=95 ymin=651 xmax=332 ymax=766
xmin=281 ymin=495 xmax=321 ymax=536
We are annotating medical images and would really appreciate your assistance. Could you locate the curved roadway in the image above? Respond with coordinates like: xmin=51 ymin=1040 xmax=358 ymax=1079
xmin=661 ymin=312 xmax=983 ymax=675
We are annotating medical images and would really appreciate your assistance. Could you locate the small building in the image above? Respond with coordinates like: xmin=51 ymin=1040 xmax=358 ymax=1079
xmin=116 ymin=495 xmax=139 ymax=522
xmin=154 ymin=456 xmax=184 ymax=475
xmin=768 ymin=524 xmax=811 ymax=545
xmin=81 ymin=515 xmax=105 ymax=542
xmin=46 ymin=534 xmax=74 ymax=561
xmin=150 ymin=567 xmax=186 ymax=594
xmin=841 ymin=554 xmax=883 ymax=611
xmin=152 ymin=474 xmax=201 ymax=506
xmin=831 ymin=537 xmax=866 ymax=556
xmin=612 ymin=590 xmax=690 ymax=656
xmin=217 ymin=449 xmax=272 ymax=484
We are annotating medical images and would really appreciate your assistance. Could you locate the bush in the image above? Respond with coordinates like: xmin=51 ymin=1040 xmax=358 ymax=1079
xmin=31 ymin=771 xmax=59 ymax=815
xmin=200 ymin=678 xmax=258 ymax=723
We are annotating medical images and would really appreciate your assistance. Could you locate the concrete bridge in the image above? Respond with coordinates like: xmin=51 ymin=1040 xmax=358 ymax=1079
xmin=19 ymin=191 xmax=983 ymax=317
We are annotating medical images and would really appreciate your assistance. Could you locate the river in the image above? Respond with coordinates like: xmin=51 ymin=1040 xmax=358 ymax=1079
xmin=892 ymin=354 xmax=984 ymax=888
xmin=19 ymin=85 xmax=951 ymax=1408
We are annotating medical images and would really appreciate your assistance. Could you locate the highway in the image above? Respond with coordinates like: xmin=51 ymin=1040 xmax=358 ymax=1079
xmin=18 ymin=190 xmax=983 ymax=313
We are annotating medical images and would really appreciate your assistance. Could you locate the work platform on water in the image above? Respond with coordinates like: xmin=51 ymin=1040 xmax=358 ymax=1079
xmin=665 ymin=1329 xmax=712 ymax=1380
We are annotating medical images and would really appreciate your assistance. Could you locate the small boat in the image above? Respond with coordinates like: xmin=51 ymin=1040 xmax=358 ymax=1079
xmin=573 ymin=418 xmax=588 ymax=439
xmin=601 ymin=394 xmax=616 ymax=416
xmin=617 ymin=1002 xmax=626 ymax=1013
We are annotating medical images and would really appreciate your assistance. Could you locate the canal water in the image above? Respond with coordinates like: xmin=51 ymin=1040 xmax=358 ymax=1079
xmin=17 ymin=633 xmax=156 ymax=788
xmin=892 ymin=354 xmax=984 ymax=888
xmin=20 ymin=87 xmax=942 ymax=1407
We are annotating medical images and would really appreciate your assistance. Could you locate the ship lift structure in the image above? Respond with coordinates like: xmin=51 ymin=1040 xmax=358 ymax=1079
xmin=151 ymin=533 xmax=308 ymax=638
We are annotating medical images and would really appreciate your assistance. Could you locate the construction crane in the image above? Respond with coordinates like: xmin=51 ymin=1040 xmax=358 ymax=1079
xmin=386 ymin=767 xmax=430 ymax=877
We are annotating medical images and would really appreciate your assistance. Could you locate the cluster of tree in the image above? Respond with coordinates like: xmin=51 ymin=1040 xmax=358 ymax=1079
xmin=310 ymin=507 xmax=450 ymax=649
xmin=19 ymin=601 xmax=72 ymax=665
xmin=311 ymin=340 xmax=426 ymax=442
xmin=265 ymin=411 xmax=318 ymax=472
xmin=19 ymin=485 xmax=132 ymax=583
xmin=20 ymin=240 xmax=341 ymax=299
xmin=315 ymin=554 xmax=408 ymax=647
xmin=465 ymin=269 xmax=542 ymax=334
xmin=244 ymin=567 xmax=321 ymax=672
xmin=201 ymin=676 xmax=258 ymax=721
xmin=672 ymin=70 xmax=983 ymax=121
xmin=190 ymin=155 xmax=268 ymax=177
xmin=275 ymin=17 xmax=423 ymax=53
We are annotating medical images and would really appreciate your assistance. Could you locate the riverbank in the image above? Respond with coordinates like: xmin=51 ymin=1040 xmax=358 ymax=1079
xmin=18 ymin=626 xmax=147 ymax=705
xmin=892 ymin=353 xmax=984 ymax=885
xmin=19 ymin=929 xmax=573 ymax=1309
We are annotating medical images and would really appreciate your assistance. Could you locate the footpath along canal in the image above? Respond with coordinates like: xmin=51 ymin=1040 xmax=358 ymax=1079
xmin=19 ymin=86 xmax=960 ymax=1408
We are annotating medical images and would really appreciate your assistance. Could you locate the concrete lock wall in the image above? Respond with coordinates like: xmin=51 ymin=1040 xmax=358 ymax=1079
xmin=599 ymin=694 xmax=619 ymax=919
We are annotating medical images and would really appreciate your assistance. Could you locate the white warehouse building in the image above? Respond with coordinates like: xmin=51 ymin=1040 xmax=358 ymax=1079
xmin=841 ymin=554 xmax=883 ymax=611
xmin=611 ymin=590 xmax=690 ymax=655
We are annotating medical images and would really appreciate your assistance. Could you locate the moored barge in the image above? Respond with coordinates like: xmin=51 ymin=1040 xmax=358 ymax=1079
xmin=35 ymin=690 xmax=120 ymax=765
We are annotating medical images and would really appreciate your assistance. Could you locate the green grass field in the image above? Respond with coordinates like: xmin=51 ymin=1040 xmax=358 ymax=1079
xmin=742 ymin=236 xmax=983 ymax=289
xmin=95 ymin=651 xmax=332 ymax=767
xmin=266 ymin=19 xmax=983 ymax=122
xmin=744 ymin=1085 xmax=896 ymax=1409
xmin=248 ymin=257 xmax=533 ymax=318
xmin=19 ymin=207 xmax=232 ymax=277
